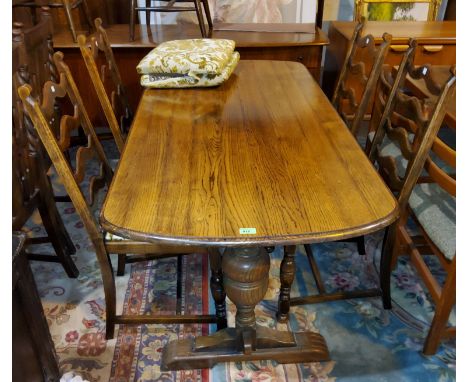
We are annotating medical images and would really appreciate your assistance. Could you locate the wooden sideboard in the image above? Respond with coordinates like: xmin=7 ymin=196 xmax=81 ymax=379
xmin=53 ymin=23 xmax=328 ymax=126
xmin=322 ymin=21 xmax=456 ymax=98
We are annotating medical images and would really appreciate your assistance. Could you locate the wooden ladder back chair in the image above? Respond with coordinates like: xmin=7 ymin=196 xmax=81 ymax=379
xmin=13 ymin=0 xmax=94 ymax=43
xmin=331 ymin=19 xmax=392 ymax=138
xmin=18 ymin=74 xmax=227 ymax=340
xmin=129 ymin=0 xmax=212 ymax=41
xmin=12 ymin=18 xmax=78 ymax=278
xmin=285 ymin=21 xmax=392 ymax=311
xmin=77 ymin=19 xmax=132 ymax=151
xmin=93 ymin=18 xmax=133 ymax=134
xmin=367 ymin=45 xmax=455 ymax=353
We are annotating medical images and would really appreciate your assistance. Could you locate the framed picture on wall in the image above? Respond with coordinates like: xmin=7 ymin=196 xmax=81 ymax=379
xmin=139 ymin=0 xmax=318 ymax=26
xmin=354 ymin=0 xmax=442 ymax=21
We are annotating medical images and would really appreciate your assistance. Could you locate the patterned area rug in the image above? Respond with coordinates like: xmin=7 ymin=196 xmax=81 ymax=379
xmin=24 ymin=158 xmax=455 ymax=382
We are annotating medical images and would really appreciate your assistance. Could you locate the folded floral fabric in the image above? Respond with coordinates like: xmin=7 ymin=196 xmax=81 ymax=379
xmin=140 ymin=51 xmax=240 ymax=88
xmin=137 ymin=39 xmax=236 ymax=76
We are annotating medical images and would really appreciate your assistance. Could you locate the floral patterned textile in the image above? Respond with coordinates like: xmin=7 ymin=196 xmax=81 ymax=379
xmin=137 ymin=39 xmax=235 ymax=75
xmin=25 ymin=142 xmax=455 ymax=381
xmin=140 ymin=51 xmax=240 ymax=88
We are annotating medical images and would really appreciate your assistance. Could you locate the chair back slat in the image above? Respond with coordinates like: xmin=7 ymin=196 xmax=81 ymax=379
xmin=78 ymin=33 xmax=126 ymax=152
xmin=18 ymin=84 xmax=104 ymax=243
xmin=332 ymin=19 xmax=392 ymax=136
xmin=94 ymin=17 xmax=133 ymax=124
xmin=367 ymin=41 xmax=456 ymax=209
xmin=34 ymin=51 xmax=114 ymax=207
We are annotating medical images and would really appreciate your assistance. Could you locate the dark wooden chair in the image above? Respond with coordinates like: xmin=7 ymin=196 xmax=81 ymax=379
xmin=13 ymin=0 xmax=93 ymax=42
xmin=129 ymin=0 xmax=212 ymax=41
xmin=77 ymin=18 xmax=133 ymax=150
xmin=281 ymin=21 xmax=393 ymax=309
xmin=367 ymin=47 xmax=456 ymax=353
xmin=331 ymin=19 xmax=392 ymax=138
xmin=18 ymin=52 xmax=227 ymax=339
xmin=83 ymin=18 xmax=134 ymax=135
xmin=366 ymin=42 xmax=455 ymax=352
xmin=330 ymin=19 xmax=391 ymax=257
xmin=13 ymin=232 xmax=60 ymax=382
xmin=12 ymin=9 xmax=78 ymax=278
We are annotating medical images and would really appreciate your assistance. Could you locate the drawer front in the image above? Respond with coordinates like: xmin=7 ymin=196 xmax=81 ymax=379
xmin=414 ymin=44 xmax=456 ymax=65
xmin=385 ymin=43 xmax=456 ymax=66
xmin=237 ymin=46 xmax=322 ymax=69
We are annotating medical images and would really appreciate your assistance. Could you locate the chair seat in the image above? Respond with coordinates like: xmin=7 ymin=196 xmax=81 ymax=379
xmin=110 ymin=158 xmax=119 ymax=171
xmin=409 ymin=183 xmax=456 ymax=261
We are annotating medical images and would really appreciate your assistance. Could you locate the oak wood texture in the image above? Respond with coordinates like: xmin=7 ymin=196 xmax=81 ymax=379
xmin=52 ymin=23 xmax=328 ymax=127
xmin=101 ymin=60 xmax=398 ymax=247
xmin=18 ymin=59 xmax=227 ymax=340
xmin=366 ymin=40 xmax=455 ymax=335
xmin=12 ymin=11 xmax=78 ymax=278
xmin=13 ymin=232 xmax=61 ymax=382
xmin=322 ymin=21 xmax=456 ymax=99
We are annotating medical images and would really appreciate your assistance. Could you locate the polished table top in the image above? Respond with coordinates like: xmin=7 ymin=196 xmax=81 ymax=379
xmin=101 ymin=60 xmax=398 ymax=247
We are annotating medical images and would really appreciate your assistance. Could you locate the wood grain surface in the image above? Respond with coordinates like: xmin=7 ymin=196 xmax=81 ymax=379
xmin=331 ymin=21 xmax=456 ymax=45
xmin=53 ymin=23 xmax=329 ymax=49
xmin=101 ymin=60 xmax=398 ymax=246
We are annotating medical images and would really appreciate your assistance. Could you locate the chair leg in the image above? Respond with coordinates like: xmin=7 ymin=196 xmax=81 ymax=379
xmin=193 ymin=0 xmax=206 ymax=37
xmin=276 ymin=245 xmax=296 ymax=323
xmin=423 ymin=258 xmax=456 ymax=355
xmin=80 ymin=0 xmax=94 ymax=34
xmin=357 ymin=235 xmax=366 ymax=256
xmin=101 ymin=249 xmax=117 ymax=340
xmin=145 ymin=0 xmax=151 ymax=29
xmin=201 ymin=0 xmax=212 ymax=31
xmin=129 ymin=0 xmax=136 ymax=41
xmin=304 ymin=244 xmax=326 ymax=294
xmin=117 ymin=254 xmax=126 ymax=276
xmin=208 ymin=248 xmax=227 ymax=330
xmin=37 ymin=200 xmax=79 ymax=278
xmin=62 ymin=0 xmax=78 ymax=43
xmin=175 ymin=254 xmax=183 ymax=314
xmin=380 ymin=225 xmax=394 ymax=310
xmin=37 ymin=171 xmax=79 ymax=278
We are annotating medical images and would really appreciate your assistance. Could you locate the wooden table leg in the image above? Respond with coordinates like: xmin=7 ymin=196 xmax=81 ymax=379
xmin=208 ymin=248 xmax=227 ymax=330
xmin=162 ymin=247 xmax=329 ymax=370
xmin=277 ymin=245 xmax=296 ymax=323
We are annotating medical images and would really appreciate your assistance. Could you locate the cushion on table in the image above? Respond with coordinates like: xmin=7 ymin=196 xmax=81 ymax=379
xmin=409 ymin=183 xmax=456 ymax=261
xmin=137 ymin=38 xmax=236 ymax=76
xmin=140 ymin=51 xmax=240 ymax=88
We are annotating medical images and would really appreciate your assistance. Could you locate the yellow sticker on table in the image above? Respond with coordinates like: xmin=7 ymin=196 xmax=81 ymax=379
xmin=239 ymin=228 xmax=257 ymax=234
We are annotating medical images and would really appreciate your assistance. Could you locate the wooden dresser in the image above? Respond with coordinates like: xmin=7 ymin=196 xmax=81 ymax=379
xmin=322 ymin=21 xmax=456 ymax=98
xmin=53 ymin=24 xmax=328 ymax=126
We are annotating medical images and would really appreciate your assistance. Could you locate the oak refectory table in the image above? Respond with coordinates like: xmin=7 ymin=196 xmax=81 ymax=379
xmin=100 ymin=60 xmax=399 ymax=369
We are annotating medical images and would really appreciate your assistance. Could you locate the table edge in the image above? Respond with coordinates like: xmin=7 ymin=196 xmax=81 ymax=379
xmin=99 ymin=206 xmax=399 ymax=248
